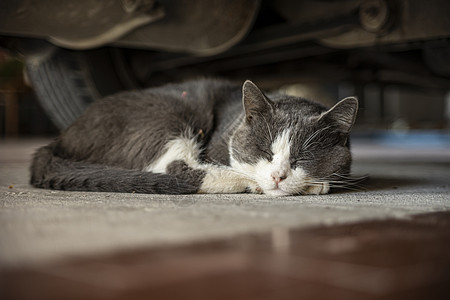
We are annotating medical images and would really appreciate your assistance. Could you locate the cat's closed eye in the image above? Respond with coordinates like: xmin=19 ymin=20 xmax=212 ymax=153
xmin=291 ymin=158 xmax=313 ymax=169
xmin=292 ymin=150 xmax=316 ymax=163
xmin=257 ymin=146 xmax=273 ymax=160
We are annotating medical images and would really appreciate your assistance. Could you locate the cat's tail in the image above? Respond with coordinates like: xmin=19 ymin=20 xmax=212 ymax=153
xmin=30 ymin=143 xmax=199 ymax=194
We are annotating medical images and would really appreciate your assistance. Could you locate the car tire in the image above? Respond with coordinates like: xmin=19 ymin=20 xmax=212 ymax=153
xmin=25 ymin=47 xmax=127 ymax=130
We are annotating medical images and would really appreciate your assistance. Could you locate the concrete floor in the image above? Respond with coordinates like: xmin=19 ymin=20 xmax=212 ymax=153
xmin=1 ymin=139 xmax=449 ymax=267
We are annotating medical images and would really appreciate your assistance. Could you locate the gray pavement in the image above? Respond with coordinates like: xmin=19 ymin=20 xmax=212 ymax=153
xmin=1 ymin=139 xmax=449 ymax=267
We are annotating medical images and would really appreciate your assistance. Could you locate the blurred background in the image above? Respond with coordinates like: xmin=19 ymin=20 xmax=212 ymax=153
xmin=1 ymin=0 xmax=450 ymax=147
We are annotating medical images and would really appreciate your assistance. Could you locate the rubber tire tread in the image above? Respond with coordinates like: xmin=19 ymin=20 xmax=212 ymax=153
xmin=26 ymin=49 xmax=98 ymax=130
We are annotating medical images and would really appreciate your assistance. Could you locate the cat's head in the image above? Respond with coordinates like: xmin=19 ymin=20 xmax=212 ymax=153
xmin=230 ymin=80 xmax=358 ymax=196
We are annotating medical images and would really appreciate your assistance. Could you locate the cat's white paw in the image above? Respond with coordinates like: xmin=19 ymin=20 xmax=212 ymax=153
xmin=247 ymin=182 xmax=263 ymax=194
xmin=303 ymin=182 xmax=330 ymax=195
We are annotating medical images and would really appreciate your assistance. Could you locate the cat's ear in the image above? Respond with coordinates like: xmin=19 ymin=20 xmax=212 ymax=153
xmin=319 ymin=97 xmax=358 ymax=133
xmin=242 ymin=80 xmax=273 ymax=122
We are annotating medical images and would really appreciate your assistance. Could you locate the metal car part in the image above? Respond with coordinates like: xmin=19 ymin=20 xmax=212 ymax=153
xmin=320 ymin=0 xmax=450 ymax=48
xmin=0 ymin=0 xmax=260 ymax=55
xmin=0 ymin=0 xmax=164 ymax=49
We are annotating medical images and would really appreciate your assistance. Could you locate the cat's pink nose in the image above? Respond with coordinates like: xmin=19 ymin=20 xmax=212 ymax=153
xmin=271 ymin=171 xmax=287 ymax=184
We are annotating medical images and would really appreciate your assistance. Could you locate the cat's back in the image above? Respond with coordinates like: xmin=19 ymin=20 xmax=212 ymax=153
xmin=88 ymin=78 xmax=237 ymax=117
xmin=55 ymin=78 xmax=240 ymax=168
xmin=64 ymin=78 xmax=236 ymax=130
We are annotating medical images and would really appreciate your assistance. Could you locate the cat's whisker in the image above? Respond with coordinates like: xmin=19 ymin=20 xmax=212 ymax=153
xmin=332 ymin=174 xmax=368 ymax=184
xmin=301 ymin=150 xmax=316 ymax=161
xmin=304 ymin=172 xmax=367 ymax=192
xmin=332 ymin=181 xmax=365 ymax=191
xmin=304 ymin=180 xmax=365 ymax=192
xmin=320 ymin=172 xmax=368 ymax=183
xmin=301 ymin=126 xmax=332 ymax=151
xmin=302 ymin=141 xmax=321 ymax=151
xmin=261 ymin=115 xmax=273 ymax=141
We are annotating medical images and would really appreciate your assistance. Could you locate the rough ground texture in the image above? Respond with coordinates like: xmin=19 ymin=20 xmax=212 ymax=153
xmin=0 ymin=139 xmax=449 ymax=267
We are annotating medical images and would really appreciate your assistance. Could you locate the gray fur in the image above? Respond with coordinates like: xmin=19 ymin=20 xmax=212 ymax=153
xmin=166 ymin=160 xmax=206 ymax=187
xmin=30 ymin=145 xmax=198 ymax=194
xmin=30 ymin=79 xmax=358 ymax=194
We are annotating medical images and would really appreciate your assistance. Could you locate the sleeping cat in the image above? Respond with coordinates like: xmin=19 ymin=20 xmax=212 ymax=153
xmin=30 ymin=79 xmax=358 ymax=196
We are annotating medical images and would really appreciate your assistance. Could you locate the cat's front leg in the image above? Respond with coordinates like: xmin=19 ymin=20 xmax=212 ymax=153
xmin=199 ymin=165 xmax=262 ymax=194
xmin=166 ymin=160 xmax=206 ymax=189
xmin=303 ymin=182 xmax=330 ymax=195
xmin=166 ymin=160 xmax=261 ymax=194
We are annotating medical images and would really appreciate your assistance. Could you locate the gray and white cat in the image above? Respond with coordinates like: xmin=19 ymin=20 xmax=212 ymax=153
xmin=30 ymin=79 xmax=358 ymax=196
